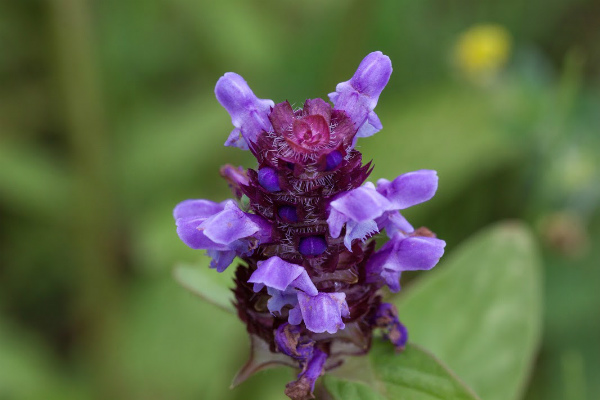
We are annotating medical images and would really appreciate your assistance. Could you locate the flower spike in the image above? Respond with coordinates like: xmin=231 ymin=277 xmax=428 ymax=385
xmin=174 ymin=51 xmax=443 ymax=400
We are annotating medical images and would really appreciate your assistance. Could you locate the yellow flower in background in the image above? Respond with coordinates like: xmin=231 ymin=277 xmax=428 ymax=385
xmin=454 ymin=24 xmax=512 ymax=84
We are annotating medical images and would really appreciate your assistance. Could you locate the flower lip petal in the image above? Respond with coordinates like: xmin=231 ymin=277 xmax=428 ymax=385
xmin=215 ymin=73 xmax=268 ymax=121
xmin=330 ymin=185 xmax=393 ymax=222
xmin=344 ymin=219 xmax=379 ymax=251
xmin=328 ymin=51 xmax=392 ymax=143
xmin=201 ymin=202 xmax=260 ymax=245
xmin=297 ymin=292 xmax=349 ymax=334
xmin=173 ymin=199 xmax=225 ymax=221
xmin=248 ymin=256 xmax=308 ymax=292
xmin=175 ymin=220 xmax=229 ymax=250
xmin=207 ymin=249 xmax=237 ymax=272
xmin=392 ymin=236 xmax=446 ymax=271
xmin=349 ymin=51 xmax=393 ymax=100
xmin=215 ymin=72 xmax=274 ymax=149
xmin=326 ymin=208 xmax=346 ymax=239
xmin=377 ymin=170 xmax=439 ymax=209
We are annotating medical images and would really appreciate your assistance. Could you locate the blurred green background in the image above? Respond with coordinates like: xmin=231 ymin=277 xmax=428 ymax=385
xmin=1 ymin=0 xmax=599 ymax=399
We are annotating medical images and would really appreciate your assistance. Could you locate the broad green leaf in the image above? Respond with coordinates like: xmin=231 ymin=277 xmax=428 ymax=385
xmin=324 ymin=341 xmax=480 ymax=400
xmin=173 ymin=263 xmax=236 ymax=314
xmin=395 ymin=221 xmax=543 ymax=400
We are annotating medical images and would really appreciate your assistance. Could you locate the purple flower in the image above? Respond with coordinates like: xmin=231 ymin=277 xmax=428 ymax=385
xmin=174 ymin=199 xmax=272 ymax=271
xmin=215 ymin=73 xmax=274 ymax=150
xmin=327 ymin=182 xmax=394 ymax=250
xmin=329 ymin=51 xmax=392 ymax=140
xmin=249 ymin=257 xmax=349 ymax=334
xmin=285 ymin=348 xmax=328 ymax=400
xmin=376 ymin=170 xmax=439 ymax=209
xmin=373 ymin=303 xmax=408 ymax=351
xmin=366 ymin=232 xmax=446 ymax=292
xmin=275 ymin=323 xmax=314 ymax=360
xmin=289 ymin=292 xmax=350 ymax=334
xmin=248 ymin=256 xmax=317 ymax=314
xmin=219 ymin=164 xmax=249 ymax=199
xmin=174 ymin=51 xmax=444 ymax=400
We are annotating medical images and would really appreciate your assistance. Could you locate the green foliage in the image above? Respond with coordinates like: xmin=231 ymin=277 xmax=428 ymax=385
xmin=395 ymin=222 xmax=543 ymax=400
xmin=174 ymin=263 xmax=236 ymax=314
xmin=324 ymin=342 xmax=480 ymax=400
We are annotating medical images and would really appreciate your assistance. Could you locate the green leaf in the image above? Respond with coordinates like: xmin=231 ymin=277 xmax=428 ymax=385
xmin=324 ymin=341 xmax=480 ymax=400
xmin=173 ymin=263 xmax=236 ymax=314
xmin=394 ymin=221 xmax=543 ymax=400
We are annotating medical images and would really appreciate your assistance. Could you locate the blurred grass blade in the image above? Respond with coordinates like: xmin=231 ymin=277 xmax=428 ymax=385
xmin=174 ymin=264 xmax=235 ymax=314
xmin=324 ymin=341 xmax=480 ymax=400
xmin=395 ymin=221 xmax=543 ymax=400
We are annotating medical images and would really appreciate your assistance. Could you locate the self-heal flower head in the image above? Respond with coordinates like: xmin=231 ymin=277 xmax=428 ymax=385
xmin=174 ymin=51 xmax=444 ymax=400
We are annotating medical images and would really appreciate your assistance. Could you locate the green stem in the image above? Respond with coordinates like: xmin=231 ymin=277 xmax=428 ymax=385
xmin=48 ymin=0 xmax=123 ymax=396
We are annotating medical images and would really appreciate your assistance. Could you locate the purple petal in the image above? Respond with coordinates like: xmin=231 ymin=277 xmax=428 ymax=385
xmin=365 ymin=241 xmax=394 ymax=277
xmin=381 ymin=269 xmax=402 ymax=293
xmin=248 ymin=256 xmax=305 ymax=292
xmin=224 ymin=128 xmax=247 ymax=149
xmin=288 ymin=304 xmax=303 ymax=326
xmin=326 ymin=208 xmax=347 ymax=239
xmin=275 ymin=323 xmax=314 ymax=360
xmin=344 ymin=219 xmax=379 ymax=251
xmin=175 ymin=219 xmax=228 ymax=250
xmin=329 ymin=183 xmax=393 ymax=222
xmin=215 ymin=72 xmax=274 ymax=149
xmin=201 ymin=201 xmax=260 ymax=245
xmin=329 ymin=90 xmax=368 ymax=135
xmin=329 ymin=52 xmax=392 ymax=140
xmin=206 ymin=249 xmax=237 ymax=272
xmin=173 ymin=200 xmax=231 ymax=250
xmin=173 ymin=199 xmax=225 ymax=220
xmin=297 ymin=292 xmax=349 ymax=334
xmin=391 ymin=236 xmax=446 ymax=271
xmin=220 ymin=164 xmax=249 ymax=189
xmin=348 ymin=51 xmax=393 ymax=100
xmin=290 ymin=271 xmax=318 ymax=296
xmin=373 ymin=303 xmax=408 ymax=350
xmin=366 ymin=235 xmax=445 ymax=292
xmin=267 ymin=287 xmax=299 ymax=314
xmin=376 ymin=210 xmax=414 ymax=238
xmin=355 ymin=110 xmax=382 ymax=138
xmin=376 ymin=170 xmax=439 ymax=210
xmin=299 ymin=349 xmax=327 ymax=393
xmin=246 ymin=213 xmax=274 ymax=244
